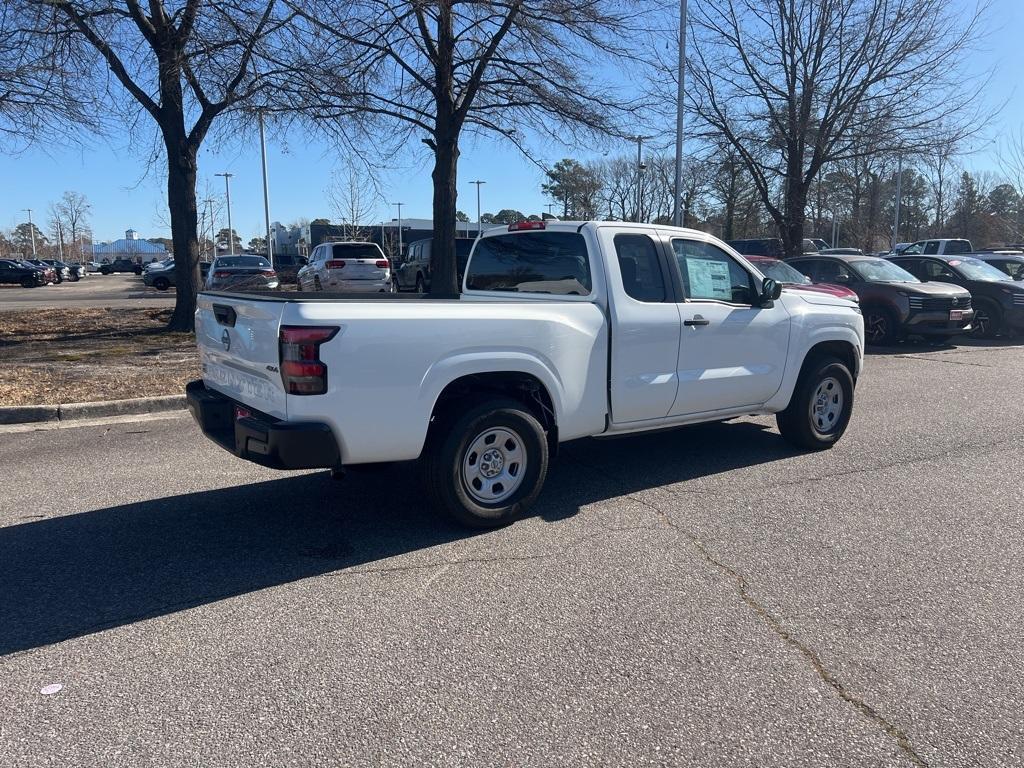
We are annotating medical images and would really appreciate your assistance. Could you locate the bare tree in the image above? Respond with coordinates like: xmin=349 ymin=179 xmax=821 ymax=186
xmin=684 ymin=0 xmax=986 ymax=257
xmin=48 ymin=191 xmax=92 ymax=261
xmin=328 ymin=164 xmax=379 ymax=239
xmin=288 ymin=0 xmax=651 ymax=293
xmin=36 ymin=0 xmax=295 ymax=330
xmin=0 ymin=3 xmax=98 ymax=146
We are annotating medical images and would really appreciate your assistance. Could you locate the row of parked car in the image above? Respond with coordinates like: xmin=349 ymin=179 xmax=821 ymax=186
xmin=729 ymin=238 xmax=1024 ymax=344
xmin=0 ymin=257 xmax=94 ymax=286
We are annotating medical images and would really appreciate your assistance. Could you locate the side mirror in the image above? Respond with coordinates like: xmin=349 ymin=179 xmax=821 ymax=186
xmin=761 ymin=277 xmax=782 ymax=305
xmin=299 ymin=257 xmax=309 ymax=266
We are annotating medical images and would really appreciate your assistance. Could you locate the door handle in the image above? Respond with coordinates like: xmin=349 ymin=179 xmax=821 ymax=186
xmin=684 ymin=317 xmax=710 ymax=327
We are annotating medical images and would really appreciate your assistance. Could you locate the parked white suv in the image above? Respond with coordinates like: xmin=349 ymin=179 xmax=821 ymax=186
xmin=189 ymin=221 xmax=864 ymax=528
xmin=297 ymin=241 xmax=393 ymax=292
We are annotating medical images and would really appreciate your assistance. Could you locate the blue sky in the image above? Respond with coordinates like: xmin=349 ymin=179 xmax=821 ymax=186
xmin=1 ymin=0 xmax=1020 ymax=244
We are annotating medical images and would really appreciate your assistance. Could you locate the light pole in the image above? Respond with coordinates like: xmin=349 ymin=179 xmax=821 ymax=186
xmin=56 ymin=220 xmax=64 ymax=261
xmin=470 ymin=180 xmax=486 ymax=236
xmin=545 ymin=203 xmax=556 ymax=217
xmin=672 ymin=0 xmax=689 ymax=227
xmin=892 ymin=156 xmax=903 ymax=251
xmin=215 ymin=173 xmax=235 ymax=256
xmin=635 ymin=137 xmax=650 ymax=223
xmin=393 ymin=202 xmax=404 ymax=259
xmin=203 ymin=197 xmax=216 ymax=260
xmin=22 ymin=209 xmax=36 ymax=257
xmin=258 ymin=111 xmax=273 ymax=266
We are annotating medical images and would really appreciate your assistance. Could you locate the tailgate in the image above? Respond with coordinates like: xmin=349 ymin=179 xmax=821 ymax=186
xmin=333 ymin=259 xmax=387 ymax=280
xmin=196 ymin=293 xmax=288 ymax=419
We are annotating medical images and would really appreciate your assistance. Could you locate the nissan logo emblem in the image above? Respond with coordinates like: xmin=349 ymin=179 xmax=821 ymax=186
xmin=221 ymin=329 xmax=231 ymax=351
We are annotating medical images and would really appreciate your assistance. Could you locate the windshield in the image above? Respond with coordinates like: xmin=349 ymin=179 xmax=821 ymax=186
xmin=757 ymin=259 xmax=811 ymax=284
xmin=214 ymin=256 xmax=270 ymax=269
xmin=850 ymin=259 xmax=919 ymax=283
xmin=948 ymin=257 xmax=1013 ymax=282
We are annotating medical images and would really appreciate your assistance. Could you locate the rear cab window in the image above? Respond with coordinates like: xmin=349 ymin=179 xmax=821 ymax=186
xmin=465 ymin=232 xmax=592 ymax=295
xmin=614 ymin=234 xmax=667 ymax=302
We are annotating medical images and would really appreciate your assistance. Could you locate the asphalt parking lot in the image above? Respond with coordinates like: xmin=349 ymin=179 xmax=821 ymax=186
xmin=1 ymin=340 xmax=1022 ymax=767
xmin=0 ymin=273 xmax=174 ymax=311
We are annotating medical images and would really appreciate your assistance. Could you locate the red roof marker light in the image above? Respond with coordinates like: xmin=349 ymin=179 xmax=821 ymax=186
xmin=508 ymin=220 xmax=547 ymax=232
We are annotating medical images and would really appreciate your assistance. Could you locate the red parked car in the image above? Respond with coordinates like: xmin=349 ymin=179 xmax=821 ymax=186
xmin=745 ymin=255 xmax=859 ymax=301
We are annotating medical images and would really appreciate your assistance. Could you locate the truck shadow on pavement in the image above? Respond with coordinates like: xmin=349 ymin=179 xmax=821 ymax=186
xmin=0 ymin=420 xmax=794 ymax=656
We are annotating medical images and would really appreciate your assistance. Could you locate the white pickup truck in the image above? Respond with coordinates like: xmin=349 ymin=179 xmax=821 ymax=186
xmin=187 ymin=221 xmax=864 ymax=527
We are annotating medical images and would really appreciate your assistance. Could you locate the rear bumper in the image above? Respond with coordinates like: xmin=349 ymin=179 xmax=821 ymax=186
xmin=185 ymin=380 xmax=340 ymax=470
xmin=325 ymin=277 xmax=390 ymax=291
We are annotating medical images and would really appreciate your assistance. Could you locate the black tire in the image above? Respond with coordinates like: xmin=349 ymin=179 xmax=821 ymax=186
xmin=20 ymin=275 xmax=35 ymax=288
xmin=862 ymin=305 xmax=901 ymax=346
xmin=153 ymin=276 xmax=170 ymax=291
xmin=777 ymin=355 xmax=855 ymax=450
xmin=69 ymin=274 xmax=80 ymax=282
xmin=54 ymin=274 xmax=63 ymax=284
xmin=133 ymin=267 xmax=142 ymax=275
xmin=971 ymin=298 xmax=1002 ymax=339
xmin=100 ymin=266 xmax=111 ymax=275
xmin=314 ymin=276 xmax=323 ymax=292
xmin=415 ymin=274 xmax=425 ymax=294
xmin=420 ymin=398 xmax=549 ymax=529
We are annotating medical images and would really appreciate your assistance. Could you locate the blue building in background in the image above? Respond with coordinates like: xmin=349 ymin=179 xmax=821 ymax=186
xmin=93 ymin=229 xmax=168 ymax=264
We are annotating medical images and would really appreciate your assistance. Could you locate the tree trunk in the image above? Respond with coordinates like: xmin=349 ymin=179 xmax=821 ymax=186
xmin=782 ymin=177 xmax=808 ymax=258
xmin=165 ymin=134 xmax=201 ymax=331
xmin=723 ymin=166 xmax=736 ymax=240
xmin=430 ymin=126 xmax=460 ymax=295
xmin=429 ymin=0 xmax=461 ymax=296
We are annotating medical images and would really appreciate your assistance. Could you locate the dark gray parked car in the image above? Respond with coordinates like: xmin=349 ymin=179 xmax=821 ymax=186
xmin=204 ymin=255 xmax=279 ymax=292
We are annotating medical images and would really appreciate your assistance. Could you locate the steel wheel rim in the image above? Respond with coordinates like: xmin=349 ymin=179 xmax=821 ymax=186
xmin=809 ymin=376 xmax=844 ymax=434
xmin=865 ymin=312 xmax=888 ymax=343
xmin=461 ymin=427 xmax=527 ymax=505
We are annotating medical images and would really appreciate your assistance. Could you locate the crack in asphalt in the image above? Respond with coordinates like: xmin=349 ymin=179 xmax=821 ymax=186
xmin=564 ymin=451 xmax=930 ymax=767
xmin=893 ymin=354 xmax=991 ymax=368
xmin=769 ymin=433 xmax=1022 ymax=490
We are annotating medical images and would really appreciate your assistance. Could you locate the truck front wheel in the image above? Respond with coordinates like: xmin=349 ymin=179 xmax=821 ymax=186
xmin=421 ymin=398 xmax=549 ymax=528
xmin=776 ymin=355 xmax=854 ymax=450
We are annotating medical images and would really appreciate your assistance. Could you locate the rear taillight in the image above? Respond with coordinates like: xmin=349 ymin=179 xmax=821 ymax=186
xmin=326 ymin=260 xmax=346 ymax=269
xmin=375 ymin=259 xmax=389 ymax=268
xmin=279 ymin=326 xmax=339 ymax=395
xmin=214 ymin=270 xmax=230 ymax=278
xmin=263 ymin=269 xmax=277 ymax=277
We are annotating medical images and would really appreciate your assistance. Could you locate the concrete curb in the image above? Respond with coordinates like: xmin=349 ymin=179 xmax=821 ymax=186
xmin=0 ymin=394 xmax=186 ymax=425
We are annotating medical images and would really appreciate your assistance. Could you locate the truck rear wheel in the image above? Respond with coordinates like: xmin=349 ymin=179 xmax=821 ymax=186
xmin=421 ymin=398 xmax=549 ymax=528
xmin=777 ymin=355 xmax=854 ymax=450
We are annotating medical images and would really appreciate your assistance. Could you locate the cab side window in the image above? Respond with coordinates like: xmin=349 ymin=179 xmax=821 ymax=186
xmin=815 ymin=259 xmax=853 ymax=283
xmin=613 ymin=234 xmax=667 ymax=302
xmin=790 ymin=259 xmax=818 ymax=280
xmin=923 ymin=241 xmax=940 ymax=255
xmin=923 ymin=259 xmax=957 ymax=281
xmin=672 ymin=239 xmax=756 ymax=304
xmin=893 ymin=258 xmax=921 ymax=278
